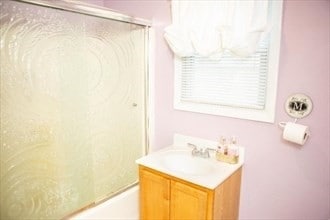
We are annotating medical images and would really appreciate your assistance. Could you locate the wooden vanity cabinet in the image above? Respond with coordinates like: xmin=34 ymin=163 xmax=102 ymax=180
xmin=139 ymin=165 xmax=242 ymax=220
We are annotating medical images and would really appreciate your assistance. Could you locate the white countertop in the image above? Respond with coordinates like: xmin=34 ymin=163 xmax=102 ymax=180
xmin=136 ymin=135 xmax=244 ymax=189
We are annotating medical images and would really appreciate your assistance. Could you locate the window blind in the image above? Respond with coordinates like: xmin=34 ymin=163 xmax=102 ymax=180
xmin=180 ymin=38 xmax=269 ymax=110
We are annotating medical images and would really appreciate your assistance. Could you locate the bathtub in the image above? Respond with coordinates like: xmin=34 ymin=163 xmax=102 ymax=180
xmin=70 ymin=186 xmax=139 ymax=220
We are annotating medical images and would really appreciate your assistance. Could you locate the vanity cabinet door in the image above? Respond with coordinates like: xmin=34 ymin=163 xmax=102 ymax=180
xmin=170 ymin=180 xmax=210 ymax=220
xmin=139 ymin=165 xmax=242 ymax=220
xmin=139 ymin=168 xmax=170 ymax=220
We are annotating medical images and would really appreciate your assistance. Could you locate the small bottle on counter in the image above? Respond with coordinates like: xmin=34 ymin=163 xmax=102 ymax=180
xmin=220 ymin=136 xmax=228 ymax=151
xmin=228 ymin=136 xmax=238 ymax=156
xmin=216 ymin=136 xmax=227 ymax=160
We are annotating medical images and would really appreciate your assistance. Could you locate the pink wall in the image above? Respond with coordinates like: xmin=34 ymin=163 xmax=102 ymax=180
xmin=102 ymin=0 xmax=329 ymax=219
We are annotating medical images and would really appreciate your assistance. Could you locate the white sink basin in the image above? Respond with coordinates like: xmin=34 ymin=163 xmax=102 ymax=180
xmin=136 ymin=137 xmax=244 ymax=189
xmin=161 ymin=150 xmax=214 ymax=175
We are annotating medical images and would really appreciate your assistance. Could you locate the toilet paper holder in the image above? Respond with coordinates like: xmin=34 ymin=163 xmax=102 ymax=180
xmin=278 ymin=93 xmax=313 ymax=144
xmin=279 ymin=119 xmax=298 ymax=129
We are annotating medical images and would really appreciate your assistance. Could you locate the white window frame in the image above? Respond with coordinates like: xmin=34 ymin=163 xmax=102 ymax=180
xmin=174 ymin=0 xmax=283 ymax=123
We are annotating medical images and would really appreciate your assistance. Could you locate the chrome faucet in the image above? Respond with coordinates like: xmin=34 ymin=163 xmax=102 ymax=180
xmin=187 ymin=143 xmax=214 ymax=158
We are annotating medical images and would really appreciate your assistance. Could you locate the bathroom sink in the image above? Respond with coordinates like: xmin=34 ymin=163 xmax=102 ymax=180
xmin=161 ymin=150 xmax=214 ymax=175
xmin=136 ymin=137 xmax=244 ymax=189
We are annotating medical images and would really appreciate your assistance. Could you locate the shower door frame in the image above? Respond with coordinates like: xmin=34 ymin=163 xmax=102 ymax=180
xmin=12 ymin=0 xmax=154 ymax=169
xmin=11 ymin=0 xmax=153 ymax=155
xmin=3 ymin=0 xmax=153 ymax=217
xmin=13 ymin=0 xmax=154 ymax=160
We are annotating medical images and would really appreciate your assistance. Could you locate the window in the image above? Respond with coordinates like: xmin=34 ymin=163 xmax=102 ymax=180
xmin=174 ymin=1 xmax=283 ymax=123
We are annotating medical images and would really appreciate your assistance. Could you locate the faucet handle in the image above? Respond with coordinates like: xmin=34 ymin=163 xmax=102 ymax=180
xmin=187 ymin=143 xmax=198 ymax=149
xmin=188 ymin=143 xmax=201 ymax=156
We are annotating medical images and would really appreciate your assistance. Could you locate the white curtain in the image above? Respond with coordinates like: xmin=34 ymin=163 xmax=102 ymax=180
xmin=164 ymin=0 xmax=269 ymax=58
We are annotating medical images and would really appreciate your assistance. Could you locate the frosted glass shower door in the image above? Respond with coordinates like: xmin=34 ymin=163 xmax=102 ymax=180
xmin=0 ymin=0 xmax=148 ymax=219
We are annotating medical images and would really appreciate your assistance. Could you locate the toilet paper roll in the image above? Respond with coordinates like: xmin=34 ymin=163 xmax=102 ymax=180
xmin=283 ymin=122 xmax=309 ymax=145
